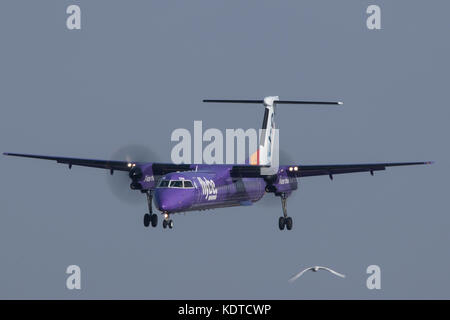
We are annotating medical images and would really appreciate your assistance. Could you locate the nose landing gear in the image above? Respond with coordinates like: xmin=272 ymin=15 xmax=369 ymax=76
xmin=278 ymin=194 xmax=293 ymax=231
xmin=162 ymin=212 xmax=174 ymax=229
xmin=143 ymin=190 xmax=158 ymax=228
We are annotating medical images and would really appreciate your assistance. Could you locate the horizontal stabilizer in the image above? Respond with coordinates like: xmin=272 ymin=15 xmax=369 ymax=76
xmin=203 ymin=99 xmax=343 ymax=105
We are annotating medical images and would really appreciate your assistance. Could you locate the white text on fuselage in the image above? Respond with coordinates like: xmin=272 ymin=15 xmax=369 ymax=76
xmin=197 ymin=177 xmax=218 ymax=201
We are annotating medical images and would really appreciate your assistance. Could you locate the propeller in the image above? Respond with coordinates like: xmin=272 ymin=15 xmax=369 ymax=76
xmin=106 ymin=145 xmax=160 ymax=205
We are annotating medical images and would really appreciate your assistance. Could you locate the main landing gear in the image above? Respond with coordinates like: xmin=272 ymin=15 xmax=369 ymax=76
xmin=143 ymin=190 xmax=158 ymax=228
xmin=142 ymin=190 xmax=174 ymax=230
xmin=278 ymin=194 xmax=293 ymax=231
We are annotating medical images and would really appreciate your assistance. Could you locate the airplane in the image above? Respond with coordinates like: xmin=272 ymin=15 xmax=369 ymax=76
xmin=3 ymin=96 xmax=432 ymax=231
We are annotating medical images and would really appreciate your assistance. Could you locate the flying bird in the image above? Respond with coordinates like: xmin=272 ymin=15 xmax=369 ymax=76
xmin=289 ymin=266 xmax=346 ymax=283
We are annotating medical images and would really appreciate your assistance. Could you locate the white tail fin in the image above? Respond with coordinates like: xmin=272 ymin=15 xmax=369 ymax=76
xmin=249 ymin=96 xmax=278 ymax=166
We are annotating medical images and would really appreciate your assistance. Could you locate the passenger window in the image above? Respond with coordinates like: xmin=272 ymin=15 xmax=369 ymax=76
xmin=184 ymin=181 xmax=193 ymax=188
xmin=170 ymin=180 xmax=183 ymax=188
xmin=159 ymin=180 xmax=169 ymax=187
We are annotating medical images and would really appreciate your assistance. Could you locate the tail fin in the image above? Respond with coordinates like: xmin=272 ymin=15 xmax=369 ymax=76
xmin=203 ymin=96 xmax=342 ymax=166
xmin=249 ymin=96 xmax=279 ymax=165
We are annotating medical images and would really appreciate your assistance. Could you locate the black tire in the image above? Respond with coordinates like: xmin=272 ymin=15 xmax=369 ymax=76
xmin=169 ymin=220 xmax=174 ymax=229
xmin=162 ymin=220 xmax=167 ymax=229
xmin=150 ymin=214 xmax=158 ymax=227
xmin=143 ymin=214 xmax=151 ymax=227
xmin=278 ymin=217 xmax=285 ymax=230
xmin=286 ymin=217 xmax=293 ymax=230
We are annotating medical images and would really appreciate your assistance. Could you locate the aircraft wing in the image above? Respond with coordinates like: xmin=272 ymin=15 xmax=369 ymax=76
xmin=230 ymin=161 xmax=432 ymax=178
xmin=3 ymin=152 xmax=133 ymax=171
xmin=290 ymin=161 xmax=433 ymax=178
xmin=4 ymin=153 xmax=433 ymax=178
xmin=3 ymin=152 xmax=193 ymax=175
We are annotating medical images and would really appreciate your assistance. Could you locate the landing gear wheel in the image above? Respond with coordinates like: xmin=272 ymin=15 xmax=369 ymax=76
xmin=279 ymin=217 xmax=285 ymax=230
xmin=143 ymin=214 xmax=151 ymax=227
xmin=163 ymin=220 xmax=168 ymax=229
xmin=286 ymin=217 xmax=293 ymax=230
xmin=278 ymin=194 xmax=293 ymax=231
xmin=150 ymin=214 xmax=158 ymax=227
xmin=168 ymin=220 xmax=174 ymax=229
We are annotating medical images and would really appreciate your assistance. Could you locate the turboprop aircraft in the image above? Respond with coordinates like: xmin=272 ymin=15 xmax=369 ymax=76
xmin=4 ymin=96 xmax=432 ymax=230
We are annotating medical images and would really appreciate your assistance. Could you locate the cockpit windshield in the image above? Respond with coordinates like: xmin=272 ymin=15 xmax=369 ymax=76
xmin=159 ymin=180 xmax=170 ymax=188
xmin=169 ymin=180 xmax=183 ymax=188
xmin=158 ymin=179 xmax=194 ymax=189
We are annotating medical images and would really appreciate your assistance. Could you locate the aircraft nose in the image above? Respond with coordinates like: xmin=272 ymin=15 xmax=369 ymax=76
xmin=155 ymin=190 xmax=174 ymax=211
xmin=154 ymin=188 xmax=194 ymax=212
xmin=158 ymin=200 xmax=175 ymax=212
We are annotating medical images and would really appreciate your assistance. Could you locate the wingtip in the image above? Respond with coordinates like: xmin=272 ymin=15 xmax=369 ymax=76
xmin=425 ymin=161 xmax=435 ymax=165
xmin=338 ymin=101 xmax=344 ymax=105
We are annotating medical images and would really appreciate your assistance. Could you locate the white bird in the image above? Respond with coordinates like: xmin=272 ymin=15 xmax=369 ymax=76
xmin=288 ymin=266 xmax=346 ymax=283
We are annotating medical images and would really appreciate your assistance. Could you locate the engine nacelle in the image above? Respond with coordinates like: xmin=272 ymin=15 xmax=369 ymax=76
xmin=129 ymin=167 xmax=143 ymax=180
xmin=128 ymin=164 xmax=158 ymax=190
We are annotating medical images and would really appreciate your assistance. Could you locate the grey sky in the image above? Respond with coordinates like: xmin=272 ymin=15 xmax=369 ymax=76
xmin=0 ymin=0 xmax=448 ymax=299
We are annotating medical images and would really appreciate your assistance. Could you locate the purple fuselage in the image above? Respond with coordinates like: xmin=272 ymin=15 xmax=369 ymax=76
xmin=136 ymin=164 xmax=298 ymax=213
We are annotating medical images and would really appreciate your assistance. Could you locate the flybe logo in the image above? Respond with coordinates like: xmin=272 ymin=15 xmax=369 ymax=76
xmin=144 ymin=175 xmax=154 ymax=182
xmin=197 ymin=177 xmax=218 ymax=201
